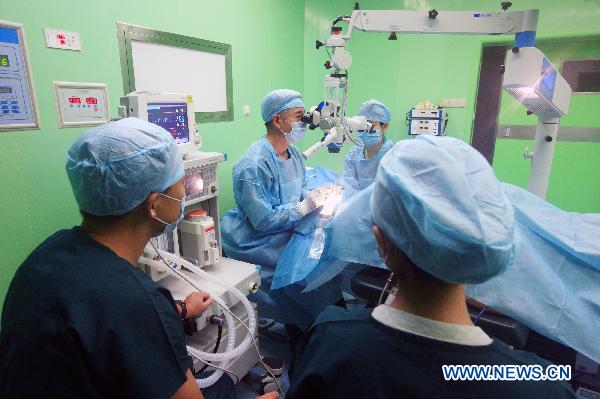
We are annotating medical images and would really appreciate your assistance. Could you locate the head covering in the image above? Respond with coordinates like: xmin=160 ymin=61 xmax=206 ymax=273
xmin=357 ymin=99 xmax=392 ymax=124
xmin=371 ymin=135 xmax=515 ymax=284
xmin=261 ymin=89 xmax=304 ymax=123
xmin=66 ymin=117 xmax=184 ymax=216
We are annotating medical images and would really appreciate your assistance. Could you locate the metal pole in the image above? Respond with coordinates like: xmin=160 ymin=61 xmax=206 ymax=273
xmin=528 ymin=117 xmax=560 ymax=199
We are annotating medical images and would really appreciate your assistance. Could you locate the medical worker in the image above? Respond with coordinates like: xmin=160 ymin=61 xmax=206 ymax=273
xmin=341 ymin=99 xmax=394 ymax=196
xmin=0 ymin=118 xmax=277 ymax=399
xmin=221 ymin=89 xmax=324 ymax=268
xmin=288 ymin=136 xmax=573 ymax=399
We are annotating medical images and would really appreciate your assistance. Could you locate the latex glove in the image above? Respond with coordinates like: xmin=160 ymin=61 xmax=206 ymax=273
xmin=184 ymin=291 xmax=212 ymax=318
xmin=296 ymin=189 xmax=326 ymax=216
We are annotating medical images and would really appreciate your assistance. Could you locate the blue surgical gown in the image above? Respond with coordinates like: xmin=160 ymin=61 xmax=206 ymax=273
xmin=341 ymin=139 xmax=394 ymax=196
xmin=221 ymin=137 xmax=306 ymax=268
xmin=222 ymin=137 xmax=313 ymax=325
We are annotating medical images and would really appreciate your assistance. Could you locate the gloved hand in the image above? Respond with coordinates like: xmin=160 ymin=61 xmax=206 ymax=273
xmin=296 ymin=189 xmax=326 ymax=216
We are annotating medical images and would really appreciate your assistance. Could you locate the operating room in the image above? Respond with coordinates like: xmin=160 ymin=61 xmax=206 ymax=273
xmin=1 ymin=0 xmax=600 ymax=398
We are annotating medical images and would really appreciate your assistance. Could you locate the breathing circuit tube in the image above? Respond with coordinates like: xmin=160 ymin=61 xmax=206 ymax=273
xmin=154 ymin=249 xmax=257 ymax=360
xmin=139 ymin=256 xmax=235 ymax=387
xmin=139 ymin=247 xmax=257 ymax=388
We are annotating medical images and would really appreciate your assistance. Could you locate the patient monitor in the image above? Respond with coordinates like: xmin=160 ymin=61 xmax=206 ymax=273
xmin=120 ymin=92 xmax=261 ymax=384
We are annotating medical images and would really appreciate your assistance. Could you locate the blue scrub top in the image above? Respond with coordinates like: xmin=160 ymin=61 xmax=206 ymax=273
xmin=342 ymin=139 xmax=395 ymax=195
xmin=288 ymin=306 xmax=574 ymax=399
xmin=221 ymin=137 xmax=306 ymax=269
xmin=0 ymin=227 xmax=191 ymax=399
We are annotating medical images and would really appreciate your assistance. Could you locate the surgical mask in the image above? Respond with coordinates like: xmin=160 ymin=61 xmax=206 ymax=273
xmin=152 ymin=193 xmax=185 ymax=237
xmin=358 ymin=129 xmax=382 ymax=147
xmin=279 ymin=116 xmax=307 ymax=143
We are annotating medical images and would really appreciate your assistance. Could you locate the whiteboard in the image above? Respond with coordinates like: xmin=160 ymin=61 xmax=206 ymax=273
xmin=131 ymin=40 xmax=227 ymax=113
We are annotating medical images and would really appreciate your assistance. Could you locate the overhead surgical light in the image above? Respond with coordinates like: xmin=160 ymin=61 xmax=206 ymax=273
xmin=503 ymin=47 xmax=571 ymax=118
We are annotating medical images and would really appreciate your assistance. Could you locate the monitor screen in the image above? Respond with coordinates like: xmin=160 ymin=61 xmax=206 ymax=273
xmin=147 ymin=103 xmax=190 ymax=144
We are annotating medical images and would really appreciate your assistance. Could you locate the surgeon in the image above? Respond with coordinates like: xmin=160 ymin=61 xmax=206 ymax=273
xmin=287 ymin=136 xmax=573 ymax=398
xmin=341 ymin=99 xmax=394 ymax=197
xmin=221 ymin=89 xmax=325 ymax=269
xmin=221 ymin=89 xmax=331 ymax=348
xmin=0 ymin=118 xmax=277 ymax=399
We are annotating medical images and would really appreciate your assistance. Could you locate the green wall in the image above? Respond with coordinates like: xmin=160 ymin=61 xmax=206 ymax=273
xmin=0 ymin=0 xmax=305 ymax=308
xmin=2 ymin=0 xmax=600 ymax=308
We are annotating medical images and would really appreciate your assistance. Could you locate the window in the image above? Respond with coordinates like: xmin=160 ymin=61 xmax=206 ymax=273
xmin=561 ymin=59 xmax=600 ymax=93
xmin=117 ymin=23 xmax=233 ymax=123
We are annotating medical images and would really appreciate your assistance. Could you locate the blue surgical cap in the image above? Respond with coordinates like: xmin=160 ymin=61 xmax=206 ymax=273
xmin=66 ymin=117 xmax=185 ymax=216
xmin=371 ymin=135 xmax=515 ymax=284
xmin=261 ymin=89 xmax=304 ymax=123
xmin=357 ymin=99 xmax=391 ymax=124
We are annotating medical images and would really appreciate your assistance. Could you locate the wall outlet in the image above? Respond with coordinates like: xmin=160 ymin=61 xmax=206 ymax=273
xmin=242 ymin=104 xmax=250 ymax=116
xmin=44 ymin=28 xmax=81 ymax=51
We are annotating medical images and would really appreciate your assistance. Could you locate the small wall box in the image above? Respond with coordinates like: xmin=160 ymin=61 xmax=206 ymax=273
xmin=53 ymin=81 xmax=110 ymax=127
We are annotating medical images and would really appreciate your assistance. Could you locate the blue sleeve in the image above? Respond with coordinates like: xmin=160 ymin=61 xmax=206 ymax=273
xmin=65 ymin=276 xmax=191 ymax=399
xmin=287 ymin=325 xmax=331 ymax=399
xmin=233 ymin=162 xmax=303 ymax=233
xmin=113 ymin=284 xmax=192 ymax=399
xmin=301 ymin=171 xmax=309 ymax=200
xmin=342 ymin=152 xmax=360 ymax=191
xmin=287 ymin=312 xmax=373 ymax=399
